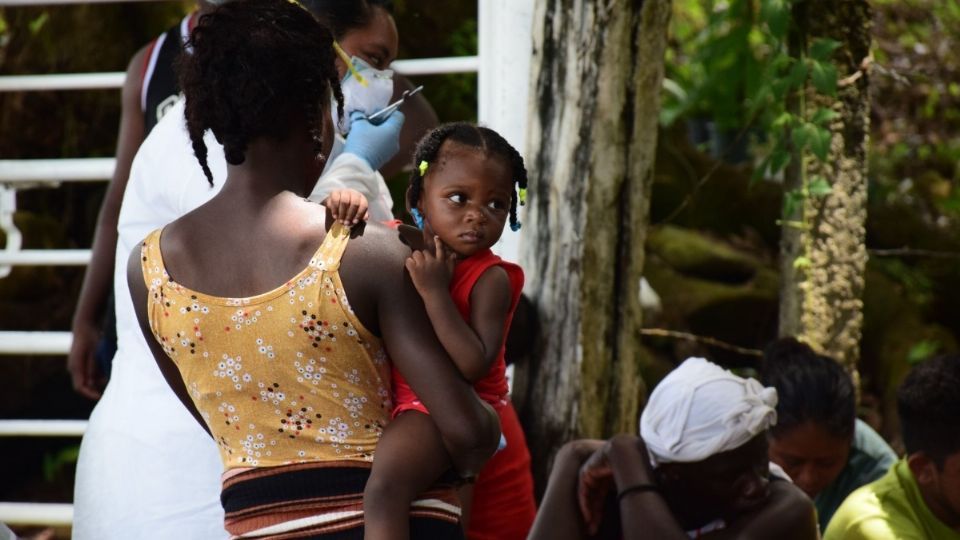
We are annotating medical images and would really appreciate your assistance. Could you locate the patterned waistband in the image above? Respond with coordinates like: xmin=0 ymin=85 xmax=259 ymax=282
xmin=222 ymin=461 xmax=461 ymax=539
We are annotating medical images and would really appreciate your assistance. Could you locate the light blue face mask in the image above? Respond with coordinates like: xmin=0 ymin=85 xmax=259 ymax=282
xmin=332 ymin=52 xmax=394 ymax=135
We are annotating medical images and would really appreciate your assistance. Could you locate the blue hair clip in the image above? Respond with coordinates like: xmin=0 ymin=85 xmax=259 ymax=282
xmin=411 ymin=208 xmax=425 ymax=229
xmin=510 ymin=221 xmax=522 ymax=232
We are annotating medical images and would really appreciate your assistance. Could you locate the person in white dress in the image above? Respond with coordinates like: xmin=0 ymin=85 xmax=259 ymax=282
xmin=73 ymin=2 xmax=408 ymax=536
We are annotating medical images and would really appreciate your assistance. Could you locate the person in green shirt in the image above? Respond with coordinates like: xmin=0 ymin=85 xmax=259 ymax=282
xmin=763 ymin=338 xmax=897 ymax=532
xmin=824 ymin=354 xmax=960 ymax=540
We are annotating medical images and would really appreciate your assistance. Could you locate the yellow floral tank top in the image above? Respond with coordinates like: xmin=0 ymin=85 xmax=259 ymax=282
xmin=141 ymin=223 xmax=392 ymax=470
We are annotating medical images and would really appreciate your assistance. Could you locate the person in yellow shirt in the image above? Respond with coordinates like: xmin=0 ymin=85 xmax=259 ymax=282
xmin=824 ymin=354 xmax=960 ymax=540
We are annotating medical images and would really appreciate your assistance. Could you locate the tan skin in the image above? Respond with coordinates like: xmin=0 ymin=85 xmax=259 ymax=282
xmin=362 ymin=143 xmax=517 ymax=540
xmin=909 ymin=450 xmax=960 ymax=531
xmin=768 ymin=421 xmax=852 ymax=499
xmin=127 ymin=101 xmax=499 ymax=494
xmin=529 ymin=434 xmax=819 ymax=540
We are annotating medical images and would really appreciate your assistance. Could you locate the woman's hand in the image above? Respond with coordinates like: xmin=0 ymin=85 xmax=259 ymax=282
xmin=578 ymin=442 xmax=616 ymax=536
xmin=578 ymin=435 xmax=655 ymax=536
xmin=405 ymin=236 xmax=456 ymax=299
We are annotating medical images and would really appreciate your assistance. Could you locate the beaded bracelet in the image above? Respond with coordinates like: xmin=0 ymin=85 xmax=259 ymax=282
xmin=616 ymin=482 xmax=660 ymax=502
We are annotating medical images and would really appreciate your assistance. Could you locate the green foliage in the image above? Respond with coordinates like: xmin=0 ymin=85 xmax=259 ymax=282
xmin=907 ymin=339 xmax=940 ymax=365
xmin=42 ymin=444 xmax=79 ymax=482
xmin=28 ymin=11 xmax=48 ymax=35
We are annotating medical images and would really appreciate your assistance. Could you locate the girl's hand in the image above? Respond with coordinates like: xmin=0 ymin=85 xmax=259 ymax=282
xmin=323 ymin=189 xmax=369 ymax=226
xmin=405 ymin=236 xmax=456 ymax=299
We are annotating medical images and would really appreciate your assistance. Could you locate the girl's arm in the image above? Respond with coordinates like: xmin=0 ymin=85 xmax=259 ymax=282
xmin=406 ymin=240 xmax=513 ymax=382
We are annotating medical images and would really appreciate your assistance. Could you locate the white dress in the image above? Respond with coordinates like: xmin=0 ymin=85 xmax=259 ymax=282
xmin=73 ymin=97 xmax=387 ymax=539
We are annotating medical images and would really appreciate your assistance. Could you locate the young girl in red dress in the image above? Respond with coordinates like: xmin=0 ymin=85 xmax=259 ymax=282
xmin=358 ymin=123 xmax=537 ymax=540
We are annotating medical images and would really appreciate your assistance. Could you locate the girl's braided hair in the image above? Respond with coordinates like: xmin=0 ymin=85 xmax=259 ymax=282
xmin=178 ymin=0 xmax=344 ymax=185
xmin=407 ymin=122 xmax=528 ymax=231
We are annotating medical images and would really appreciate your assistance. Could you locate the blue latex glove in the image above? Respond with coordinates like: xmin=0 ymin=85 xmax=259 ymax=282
xmin=342 ymin=110 xmax=405 ymax=171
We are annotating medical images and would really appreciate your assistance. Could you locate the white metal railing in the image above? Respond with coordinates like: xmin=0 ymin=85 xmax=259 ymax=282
xmin=0 ymin=331 xmax=73 ymax=355
xmin=0 ymin=57 xmax=479 ymax=93
xmin=0 ymin=0 xmax=528 ymax=528
xmin=0 ymin=420 xmax=87 ymax=437
xmin=0 ymin=503 xmax=73 ymax=527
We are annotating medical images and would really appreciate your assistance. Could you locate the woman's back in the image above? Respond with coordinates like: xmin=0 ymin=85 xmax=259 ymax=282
xmin=142 ymin=219 xmax=391 ymax=469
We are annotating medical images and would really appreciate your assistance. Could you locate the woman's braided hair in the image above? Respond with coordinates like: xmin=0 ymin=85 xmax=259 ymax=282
xmin=178 ymin=0 xmax=344 ymax=185
xmin=407 ymin=122 xmax=528 ymax=231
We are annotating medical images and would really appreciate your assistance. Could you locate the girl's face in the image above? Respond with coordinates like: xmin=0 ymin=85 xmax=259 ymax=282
xmin=417 ymin=142 xmax=514 ymax=258
xmin=336 ymin=6 xmax=399 ymax=77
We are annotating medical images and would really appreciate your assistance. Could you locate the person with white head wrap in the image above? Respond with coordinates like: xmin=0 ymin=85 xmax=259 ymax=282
xmin=528 ymin=357 xmax=818 ymax=540
xmin=640 ymin=357 xmax=779 ymax=467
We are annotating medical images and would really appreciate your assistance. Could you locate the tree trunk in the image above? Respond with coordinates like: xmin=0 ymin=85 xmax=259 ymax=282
xmin=516 ymin=0 xmax=671 ymax=489
xmin=779 ymin=0 xmax=871 ymax=373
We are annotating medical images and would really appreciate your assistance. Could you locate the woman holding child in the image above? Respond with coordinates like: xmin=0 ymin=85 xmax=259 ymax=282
xmin=125 ymin=0 xmax=537 ymax=537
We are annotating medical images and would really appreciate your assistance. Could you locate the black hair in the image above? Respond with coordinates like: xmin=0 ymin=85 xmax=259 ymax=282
xmin=761 ymin=337 xmax=856 ymax=440
xmin=303 ymin=0 xmax=394 ymax=39
xmin=898 ymin=354 xmax=960 ymax=467
xmin=178 ymin=0 xmax=343 ymax=185
xmin=407 ymin=122 xmax=528 ymax=232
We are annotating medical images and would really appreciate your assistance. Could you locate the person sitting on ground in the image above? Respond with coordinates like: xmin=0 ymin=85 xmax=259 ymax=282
xmin=763 ymin=337 xmax=896 ymax=532
xmin=529 ymin=356 xmax=818 ymax=540
xmin=824 ymin=354 xmax=960 ymax=540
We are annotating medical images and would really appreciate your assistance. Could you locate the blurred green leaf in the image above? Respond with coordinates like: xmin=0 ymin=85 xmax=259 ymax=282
xmin=811 ymin=60 xmax=838 ymax=96
xmin=811 ymin=107 xmax=839 ymax=125
xmin=770 ymin=146 xmax=791 ymax=173
xmin=794 ymin=122 xmax=818 ymax=152
xmin=810 ymin=125 xmax=832 ymax=160
xmin=808 ymin=176 xmax=833 ymax=196
xmin=760 ymin=0 xmax=791 ymax=38
xmin=784 ymin=189 xmax=806 ymax=217
xmin=809 ymin=38 xmax=842 ymax=61
xmin=907 ymin=340 xmax=940 ymax=365
xmin=28 ymin=12 xmax=48 ymax=35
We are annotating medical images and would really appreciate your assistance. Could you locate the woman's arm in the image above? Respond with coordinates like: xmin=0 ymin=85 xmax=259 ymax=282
xmin=126 ymin=246 xmax=211 ymax=436
xmin=406 ymin=241 xmax=513 ymax=382
xmin=528 ymin=439 xmax=606 ymax=540
xmin=67 ymin=46 xmax=149 ymax=399
xmin=584 ymin=436 xmax=819 ymax=540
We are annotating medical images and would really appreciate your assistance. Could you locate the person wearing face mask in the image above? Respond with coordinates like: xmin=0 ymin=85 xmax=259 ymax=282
xmin=72 ymin=2 xmax=417 ymax=538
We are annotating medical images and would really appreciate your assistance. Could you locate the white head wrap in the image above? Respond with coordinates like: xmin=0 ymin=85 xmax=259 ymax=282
xmin=640 ymin=357 xmax=778 ymax=467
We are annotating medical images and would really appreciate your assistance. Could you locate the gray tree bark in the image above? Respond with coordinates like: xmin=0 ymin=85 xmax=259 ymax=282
xmin=516 ymin=0 xmax=671 ymax=489
xmin=779 ymin=0 xmax=872 ymax=373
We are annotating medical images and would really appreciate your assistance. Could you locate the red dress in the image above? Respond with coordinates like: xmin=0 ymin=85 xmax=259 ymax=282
xmin=391 ymin=248 xmax=537 ymax=540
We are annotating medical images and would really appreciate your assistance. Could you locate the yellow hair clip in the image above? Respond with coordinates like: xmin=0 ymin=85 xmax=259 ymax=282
xmin=418 ymin=160 xmax=429 ymax=176
xmin=518 ymin=187 xmax=527 ymax=206
xmin=332 ymin=41 xmax=368 ymax=87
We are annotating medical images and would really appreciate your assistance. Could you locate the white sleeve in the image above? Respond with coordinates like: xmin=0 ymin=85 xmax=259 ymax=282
xmin=309 ymin=151 xmax=395 ymax=222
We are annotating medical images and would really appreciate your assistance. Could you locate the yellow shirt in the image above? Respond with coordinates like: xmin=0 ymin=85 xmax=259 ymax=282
xmin=824 ymin=458 xmax=960 ymax=540
xmin=141 ymin=223 xmax=392 ymax=470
